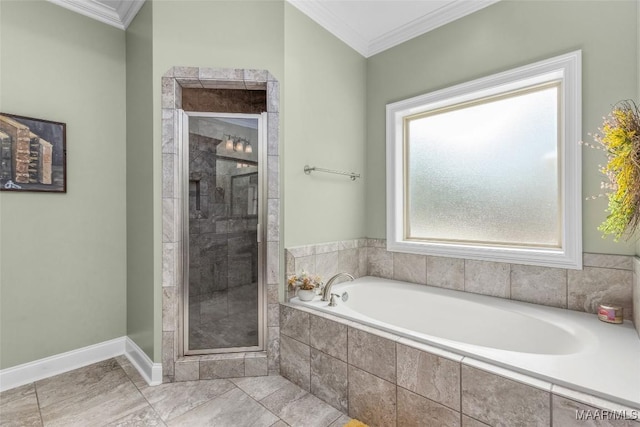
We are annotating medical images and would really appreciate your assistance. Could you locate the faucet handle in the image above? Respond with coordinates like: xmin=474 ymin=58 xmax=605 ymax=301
xmin=328 ymin=293 xmax=340 ymax=307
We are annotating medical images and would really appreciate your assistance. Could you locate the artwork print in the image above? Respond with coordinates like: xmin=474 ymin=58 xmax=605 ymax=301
xmin=0 ymin=113 xmax=66 ymax=193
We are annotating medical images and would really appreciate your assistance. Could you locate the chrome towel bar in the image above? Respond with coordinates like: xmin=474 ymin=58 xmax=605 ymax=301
xmin=303 ymin=165 xmax=361 ymax=181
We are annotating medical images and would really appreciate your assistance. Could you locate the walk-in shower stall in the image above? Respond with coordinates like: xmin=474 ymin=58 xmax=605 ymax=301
xmin=180 ymin=112 xmax=266 ymax=355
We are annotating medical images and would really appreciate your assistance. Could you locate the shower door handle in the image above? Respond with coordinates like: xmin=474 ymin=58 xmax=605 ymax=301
xmin=257 ymin=223 xmax=262 ymax=243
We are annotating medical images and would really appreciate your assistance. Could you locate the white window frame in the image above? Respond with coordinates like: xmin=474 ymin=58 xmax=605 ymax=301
xmin=386 ymin=51 xmax=582 ymax=269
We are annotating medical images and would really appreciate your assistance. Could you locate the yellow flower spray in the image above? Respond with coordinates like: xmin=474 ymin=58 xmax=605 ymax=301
xmin=582 ymin=101 xmax=640 ymax=241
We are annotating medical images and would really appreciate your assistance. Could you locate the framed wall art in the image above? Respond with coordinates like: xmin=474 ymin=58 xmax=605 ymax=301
xmin=0 ymin=113 xmax=66 ymax=193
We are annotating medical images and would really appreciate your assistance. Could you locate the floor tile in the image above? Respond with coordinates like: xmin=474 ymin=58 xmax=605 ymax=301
xmin=260 ymin=381 xmax=342 ymax=427
xmin=140 ymin=379 xmax=235 ymax=421
xmin=0 ymin=383 xmax=42 ymax=427
xmin=167 ymin=387 xmax=279 ymax=427
xmin=231 ymin=375 xmax=292 ymax=401
xmin=36 ymin=359 xmax=127 ymax=409
xmin=328 ymin=414 xmax=352 ymax=427
xmin=39 ymin=379 xmax=147 ymax=427
xmin=105 ymin=405 xmax=166 ymax=426
xmin=115 ymin=355 xmax=149 ymax=391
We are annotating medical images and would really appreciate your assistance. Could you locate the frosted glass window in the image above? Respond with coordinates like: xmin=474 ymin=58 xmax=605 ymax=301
xmin=386 ymin=51 xmax=582 ymax=269
xmin=405 ymin=84 xmax=560 ymax=248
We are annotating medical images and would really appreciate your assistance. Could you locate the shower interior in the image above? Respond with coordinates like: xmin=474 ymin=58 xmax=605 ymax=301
xmin=185 ymin=113 xmax=264 ymax=355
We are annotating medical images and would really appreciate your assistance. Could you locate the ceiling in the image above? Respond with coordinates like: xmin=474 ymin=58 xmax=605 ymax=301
xmin=48 ymin=0 xmax=499 ymax=57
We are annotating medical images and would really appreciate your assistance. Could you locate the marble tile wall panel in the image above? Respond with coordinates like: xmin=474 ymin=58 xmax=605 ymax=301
xmin=347 ymin=327 xmax=396 ymax=383
xmin=162 ymin=286 xmax=177 ymax=332
xmin=510 ymin=264 xmax=567 ymax=308
xmin=162 ymin=109 xmax=176 ymax=155
xmin=393 ymin=252 xmax=427 ymax=285
xmin=568 ymin=267 xmax=634 ymax=320
xmin=199 ymin=354 xmax=244 ymax=379
xmin=396 ymin=343 xmax=460 ymax=410
xmin=267 ymin=303 xmax=280 ymax=327
xmin=280 ymin=305 xmax=310 ymax=344
xmin=267 ymin=241 xmax=280 ymax=286
xmin=367 ymin=247 xmax=393 ymax=279
xmin=310 ymin=348 xmax=348 ymax=414
xmin=309 ymin=314 xmax=348 ymax=362
xmin=583 ymin=253 xmax=634 ymax=270
xmin=427 ymin=256 xmax=465 ymax=290
xmin=163 ymin=242 xmax=176 ymax=288
xmin=464 ymin=260 xmax=510 ymax=298
xmin=174 ymin=358 xmax=199 ymax=382
xmin=294 ymin=255 xmax=316 ymax=277
xmin=279 ymin=335 xmax=310 ymax=391
xmin=267 ymin=81 xmax=279 ymax=112
xmin=552 ymin=395 xmax=640 ymax=427
xmin=244 ymin=353 xmax=268 ymax=377
xmin=267 ymin=326 xmax=281 ymax=374
xmin=461 ymin=365 xmax=550 ymax=426
xmin=162 ymin=332 xmax=175 ymax=378
xmin=316 ymin=251 xmax=339 ymax=283
xmin=338 ymin=248 xmax=362 ymax=278
xmin=397 ymin=386 xmax=460 ymax=427
xmin=348 ymin=365 xmax=396 ymax=427
xmin=268 ymin=155 xmax=280 ymax=200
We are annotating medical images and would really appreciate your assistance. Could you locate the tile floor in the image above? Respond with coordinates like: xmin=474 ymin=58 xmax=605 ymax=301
xmin=0 ymin=357 xmax=353 ymax=427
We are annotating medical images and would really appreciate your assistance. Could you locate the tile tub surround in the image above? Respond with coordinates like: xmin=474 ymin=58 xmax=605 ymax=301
xmin=279 ymin=303 xmax=640 ymax=427
xmin=162 ymin=68 xmax=281 ymax=380
xmin=285 ymin=239 xmax=636 ymax=321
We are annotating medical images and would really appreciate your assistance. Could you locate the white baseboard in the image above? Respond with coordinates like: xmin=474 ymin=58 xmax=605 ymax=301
xmin=0 ymin=336 xmax=163 ymax=392
xmin=124 ymin=337 xmax=163 ymax=386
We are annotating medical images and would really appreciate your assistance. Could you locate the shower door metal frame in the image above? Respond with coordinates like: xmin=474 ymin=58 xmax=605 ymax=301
xmin=180 ymin=111 xmax=267 ymax=356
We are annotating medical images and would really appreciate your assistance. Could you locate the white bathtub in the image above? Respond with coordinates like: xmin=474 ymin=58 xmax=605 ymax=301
xmin=291 ymin=276 xmax=640 ymax=408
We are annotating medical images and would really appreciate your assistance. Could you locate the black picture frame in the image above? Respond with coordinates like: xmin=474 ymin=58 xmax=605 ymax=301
xmin=0 ymin=112 xmax=67 ymax=193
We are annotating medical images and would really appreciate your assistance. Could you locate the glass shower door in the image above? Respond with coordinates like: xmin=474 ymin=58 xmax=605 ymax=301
xmin=183 ymin=113 xmax=265 ymax=354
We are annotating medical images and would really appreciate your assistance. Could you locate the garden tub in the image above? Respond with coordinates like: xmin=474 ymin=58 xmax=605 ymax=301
xmin=291 ymin=276 xmax=640 ymax=408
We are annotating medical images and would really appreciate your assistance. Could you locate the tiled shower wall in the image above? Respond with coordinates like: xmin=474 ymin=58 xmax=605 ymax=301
xmin=162 ymin=67 xmax=281 ymax=382
xmin=279 ymin=304 xmax=640 ymax=427
xmin=286 ymin=238 xmax=636 ymax=321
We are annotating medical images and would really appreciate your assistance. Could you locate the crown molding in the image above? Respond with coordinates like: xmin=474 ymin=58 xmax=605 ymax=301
xmin=287 ymin=0 xmax=370 ymax=57
xmin=288 ymin=0 xmax=500 ymax=58
xmin=47 ymin=0 xmax=145 ymax=30
xmin=368 ymin=0 xmax=500 ymax=57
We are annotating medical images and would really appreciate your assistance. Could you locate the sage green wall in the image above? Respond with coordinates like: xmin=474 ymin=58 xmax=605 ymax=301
xmin=0 ymin=1 xmax=127 ymax=368
xmin=283 ymin=3 xmax=367 ymax=247
xmin=126 ymin=1 xmax=155 ymax=360
xmin=150 ymin=0 xmax=285 ymax=361
xmin=366 ymin=0 xmax=639 ymax=255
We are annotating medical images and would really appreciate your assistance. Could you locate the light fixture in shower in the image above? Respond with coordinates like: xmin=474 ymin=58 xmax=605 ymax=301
xmin=223 ymin=134 xmax=253 ymax=154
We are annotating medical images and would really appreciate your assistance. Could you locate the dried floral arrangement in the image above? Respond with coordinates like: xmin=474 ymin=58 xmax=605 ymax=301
xmin=581 ymin=100 xmax=640 ymax=241
xmin=288 ymin=271 xmax=323 ymax=291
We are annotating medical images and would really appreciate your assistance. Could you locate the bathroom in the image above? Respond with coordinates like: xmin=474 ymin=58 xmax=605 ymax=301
xmin=0 ymin=0 xmax=639 ymax=426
